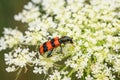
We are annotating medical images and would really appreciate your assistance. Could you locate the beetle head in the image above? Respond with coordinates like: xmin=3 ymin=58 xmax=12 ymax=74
xmin=59 ymin=36 xmax=73 ymax=44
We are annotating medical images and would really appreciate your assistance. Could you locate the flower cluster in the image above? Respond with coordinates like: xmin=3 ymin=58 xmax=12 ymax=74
xmin=47 ymin=70 xmax=71 ymax=80
xmin=4 ymin=47 xmax=36 ymax=72
xmin=0 ymin=0 xmax=120 ymax=80
xmin=91 ymin=63 xmax=115 ymax=80
xmin=0 ymin=28 xmax=23 ymax=51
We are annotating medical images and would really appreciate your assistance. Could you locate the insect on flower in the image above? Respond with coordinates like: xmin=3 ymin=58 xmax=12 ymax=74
xmin=39 ymin=36 xmax=73 ymax=57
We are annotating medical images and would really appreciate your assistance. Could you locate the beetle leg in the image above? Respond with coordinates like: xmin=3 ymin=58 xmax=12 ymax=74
xmin=47 ymin=49 xmax=53 ymax=57
xmin=60 ymin=45 xmax=63 ymax=54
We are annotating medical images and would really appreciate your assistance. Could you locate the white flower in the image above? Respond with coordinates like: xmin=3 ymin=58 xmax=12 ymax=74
xmin=62 ymin=76 xmax=71 ymax=80
xmin=0 ymin=37 xmax=7 ymax=51
xmin=28 ymin=19 xmax=41 ymax=31
xmin=1 ymin=0 xmax=120 ymax=79
xmin=32 ymin=0 xmax=41 ymax=4
xmin=6 ymin=66 xmax=16 ymax=72
xmin=33 ymin=54 xmax=63 ymax=74
xmin=0 ymin=28 xmax=23 ymax=50
xmin=42 ymin=0 xmax=65 ymax=14
xmin=47 ymin=70 xmax=70 ymax=80
xmin=4 ymin=53 xmax=14 ymax=65
xmin=14 ymin=2 xmax=40 ymax=23
xmin=5 ymin=47 xmax=36 ymax=72
xmin=48 ymin=70 xmax=61 ymax=80
xmin=85 ymin=75 xmax=94 ymax=80
xmin=23 ymin=31 xmax=43 ymax=45
xmin=24 ymin=2 xmax=35 ymax=10
xmin=113 ymin=58 xmax=120 ymax=73
xmin=14 ymin=13 xmax=23 ymax=21
xmin=33 ymin=67 xmax=43 ymax=74
xmin=91 ymin=63 xmax=115 ymax=80
xmin=76 ymin=69 xmax=83 ymax=79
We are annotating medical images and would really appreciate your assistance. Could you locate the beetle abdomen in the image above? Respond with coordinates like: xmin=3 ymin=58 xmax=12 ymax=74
xmin=39 ymin=37 xmax=60 ymax=55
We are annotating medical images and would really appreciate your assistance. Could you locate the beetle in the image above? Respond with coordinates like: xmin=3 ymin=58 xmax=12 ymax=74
xmin=39 ymin=36 xmax=73 ymax=57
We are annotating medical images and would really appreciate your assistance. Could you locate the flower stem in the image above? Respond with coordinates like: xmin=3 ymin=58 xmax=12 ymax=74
xmin=60 ymin=66 xmax=68 ymax=71
xmin=67 ymin=69 xmax=75 ymax=77
xmin=62 ymin=52 xmax=72 ymax=60
xmin=15 ymin=68 xmax=22 ymax=80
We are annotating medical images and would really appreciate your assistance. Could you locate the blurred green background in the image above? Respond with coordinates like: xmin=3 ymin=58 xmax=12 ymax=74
xmin=0 ymin=0 xmax=29 ymax=36
xmin=0 ymin=0 xmax=41 ymax=80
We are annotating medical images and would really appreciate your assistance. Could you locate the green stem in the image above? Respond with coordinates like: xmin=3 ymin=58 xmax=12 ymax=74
xmin=60 ymin=66 xmax=68 ymax=71
xmin=67 ymin=69 xmax=75 ymax=77
xmin=62 ymin=53 xmax=72 ymax=60
xmin=15 ymin=68 xmax=22 ymax=80
xmin=24 ymin=66 xmax=28 ymax=73
xmin=36 ymin=42 xmax=40 ymax=51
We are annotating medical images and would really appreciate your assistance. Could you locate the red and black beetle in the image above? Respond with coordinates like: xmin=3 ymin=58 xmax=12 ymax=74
xmin=39 ymin=36 xmax=73 ymax=57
